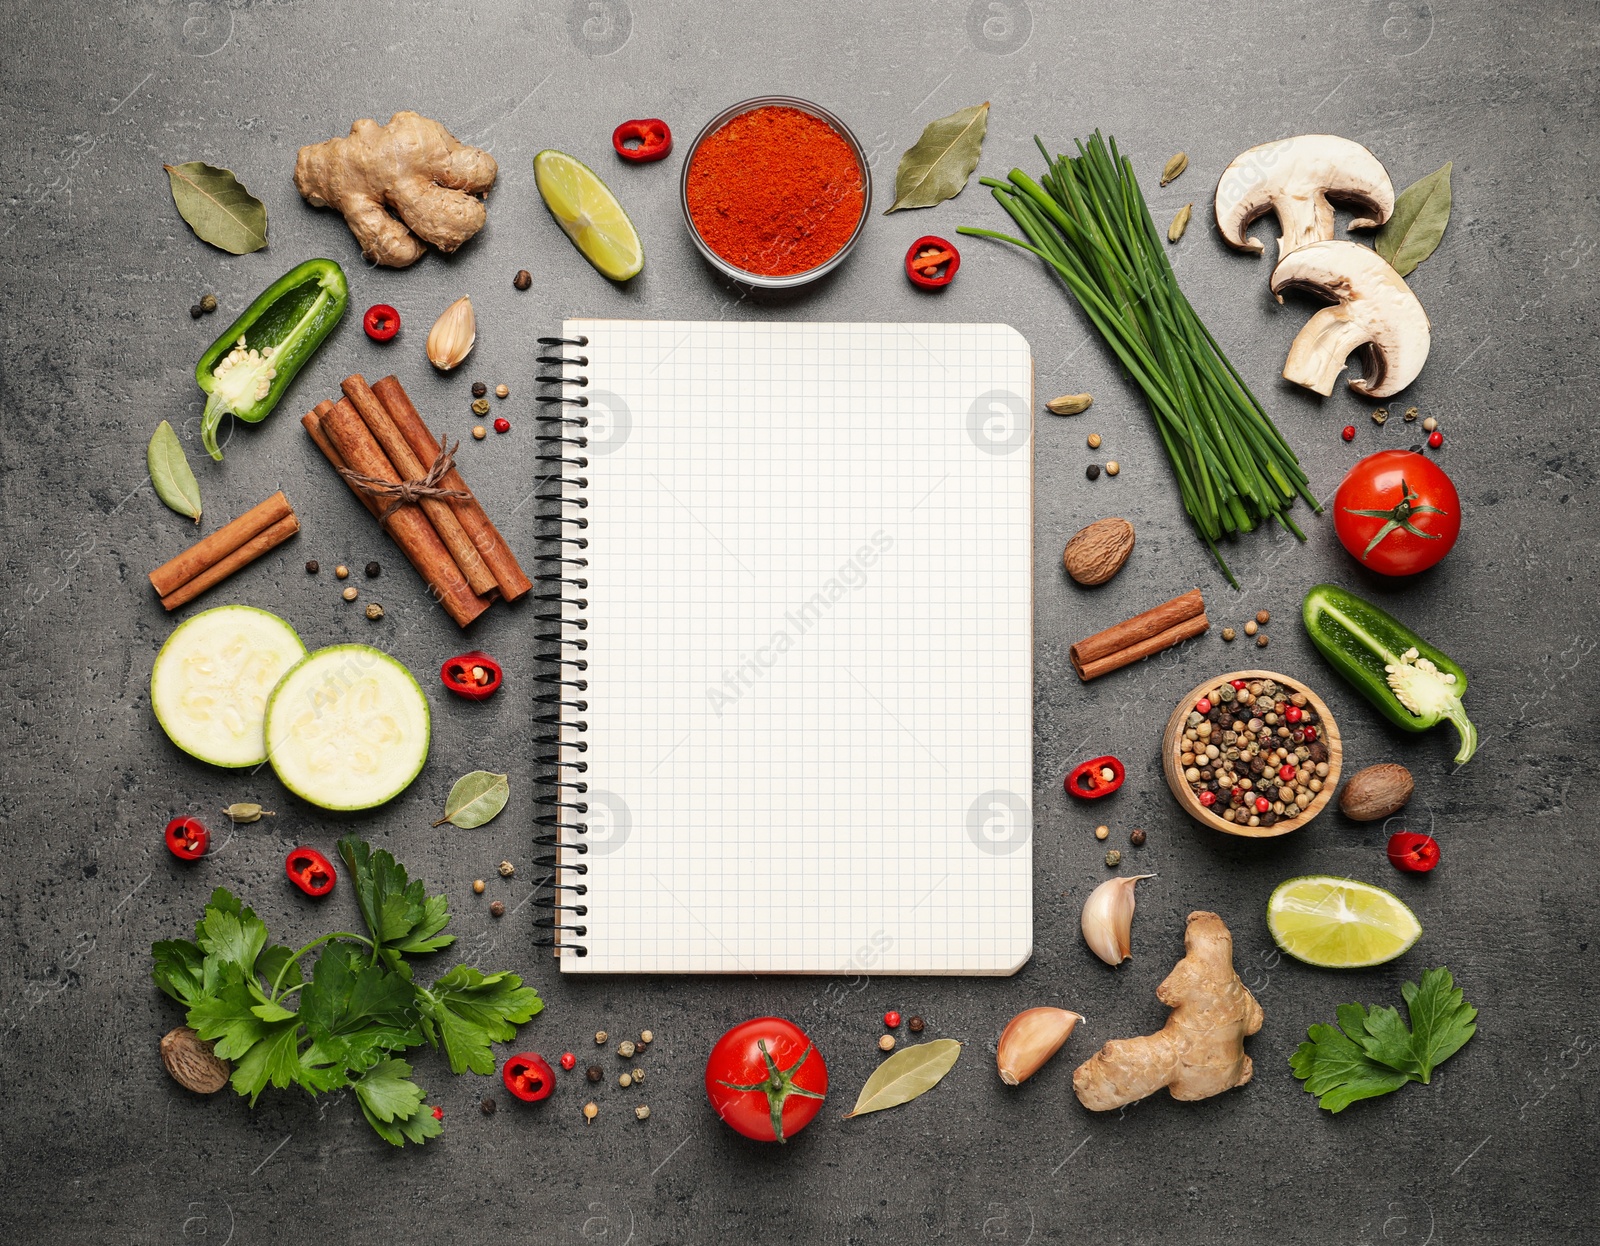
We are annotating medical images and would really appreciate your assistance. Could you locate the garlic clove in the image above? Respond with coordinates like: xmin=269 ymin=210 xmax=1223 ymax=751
xmin=426 ymin=295 xmax=476 ymax=371
xmin=1080 ymin=874 xmax=1156 ymax=966
xmin=997 ymin=1007 xmax=1083 ymax=1086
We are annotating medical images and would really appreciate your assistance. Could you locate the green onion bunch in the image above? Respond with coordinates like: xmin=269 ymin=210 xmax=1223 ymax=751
xmin=959 ymin=132 xmax=1319 ymax=584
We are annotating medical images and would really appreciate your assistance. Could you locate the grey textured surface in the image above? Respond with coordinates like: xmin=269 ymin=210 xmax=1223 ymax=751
xmin=2 ymin=0 xmax=1596 ymax=1241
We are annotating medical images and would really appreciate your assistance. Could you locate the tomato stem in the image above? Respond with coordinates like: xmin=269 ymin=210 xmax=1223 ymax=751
xmin=716 ymin=1039 xmax=825 ymax=1143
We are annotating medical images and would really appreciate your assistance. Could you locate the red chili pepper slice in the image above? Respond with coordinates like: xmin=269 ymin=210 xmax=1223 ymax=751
xmin=1386 ymin=831 xmax=1440 ymax=873
xmin=1064 ymin=755 xmax=1125 ymax=800
xmin=441 ymin=651 xmax=503 ymax=700
xmin=905 ymin=235 xmax=961 ymax=288
xmin=502 ymin=1052 xmax=556 ymax=1102
xmin=363 ymin=304 xmax=400 ymax=342
xmin=285 ymin=846 xmax=337 ymax=897
xmin=612 ymin=119 xmax=672 ymax=163
xmin=165 ymin=816 xmax=209 ymax=861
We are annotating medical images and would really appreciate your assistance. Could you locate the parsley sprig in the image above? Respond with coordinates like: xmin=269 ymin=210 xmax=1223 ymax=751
xmin=152 ymin=837 xmax=542 ymax=1146
xmin=1289 ymin=967 xmax=1477 ymax=1113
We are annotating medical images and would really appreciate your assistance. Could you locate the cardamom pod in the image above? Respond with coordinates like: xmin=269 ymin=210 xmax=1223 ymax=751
xmin=1160 ymin=151 xmax=1188 ymax=186
xmin=1046 ymin=392 xmax=1093 ymax=416
xmin=222 ymin=802 xmax=275 ymax=823
xmin=1167 ymin=203 xmax=1193 ymax=243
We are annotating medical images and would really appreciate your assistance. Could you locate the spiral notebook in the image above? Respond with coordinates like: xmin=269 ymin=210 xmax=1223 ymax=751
xmin=534 ymin=320 xmax=1033 ymax=974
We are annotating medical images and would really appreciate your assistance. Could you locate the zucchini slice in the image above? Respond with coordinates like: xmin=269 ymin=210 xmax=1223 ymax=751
xmin=150 ymin=605 xmax=307 ymax=768
xmin=264 ymin=644 xmax=431 ymax=810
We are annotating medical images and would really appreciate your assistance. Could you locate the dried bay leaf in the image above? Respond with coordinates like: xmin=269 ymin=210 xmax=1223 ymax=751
xmin=1374 ymin=162 xmax=1452 ymax=277
xmin=844 ymin=1038 xmax=961 ymax=1118
xmin=148 ymin=420 xmax=202 ymax=522
xmin=164 ymin=161 xmax=267 ymax=255
xmin=884 ymin=103 xmax=990 ymax=214
xmin=433 ymin=771 xmax=510 ymax=829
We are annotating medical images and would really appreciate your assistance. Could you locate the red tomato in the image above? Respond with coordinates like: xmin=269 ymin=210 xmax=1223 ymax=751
xmin=1333 ymin=450 xmax=1460 ymax=576
xmin=704 ymin=1017 xmax=827 ymax=1143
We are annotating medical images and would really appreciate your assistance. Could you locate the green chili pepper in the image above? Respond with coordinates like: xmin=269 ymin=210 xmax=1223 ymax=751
xmin=195 ymin=258 xmax=348 ymax=460
xmin=1301 ymin=583 xmax=1478 ymax=764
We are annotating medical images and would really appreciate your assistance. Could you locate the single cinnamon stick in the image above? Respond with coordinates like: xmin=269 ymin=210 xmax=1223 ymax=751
xmin=1073 ymin=612 xmax=1211 ymax=681
xmin=159 ymin=514 xmax=300 ymax=611
xmin=321 ymin=398 xmax=491 ymax=628
xmin=370 ymin=374 xmax=532 ymax=602
xmin=303 ymin=400 xmax=380 ymax=519
xmin=340 ymin=374 xmax=500 ymax=598
xmin=149 ymin=491 xmax=294 ymax=598
xmin=1070 ymin=588 xmax=1208 ymax=680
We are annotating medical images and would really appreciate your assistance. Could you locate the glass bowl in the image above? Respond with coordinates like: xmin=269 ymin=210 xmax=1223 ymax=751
xmin=679 ymin=95 xmax=873 ymax=288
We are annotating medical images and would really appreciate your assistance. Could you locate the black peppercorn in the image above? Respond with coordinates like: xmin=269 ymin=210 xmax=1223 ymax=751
xmin=471 ymin=381 xmax=487 ymax=398
xmin=189 ymin=304 xmax=204 ymax=319
xmin=365 ymin=561 xmax=381 ymax=578
xmin=480 ymin=1097 xmax=497 ymax=1115
xmin=513 ymin=269 xmax=532 ymax=291
xmin=585 ymin=1065 xmax=603 ymax=1083
xmin=907 ymin=1016 xmax=925 ymax=1033
xmin=1130 ymin=827 xmax=1147 ymax=846
xmin=1086 ymin=464 xmax=1102 ymax=481
xmin=305 ymin=560 xmax=320 ymax=574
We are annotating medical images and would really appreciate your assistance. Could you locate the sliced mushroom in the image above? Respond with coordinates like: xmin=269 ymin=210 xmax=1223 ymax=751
xmin=1215 ymin=135 xmax=1395 ymax=264
xmin=1270 ymin=240 xmax=1431 ymax=399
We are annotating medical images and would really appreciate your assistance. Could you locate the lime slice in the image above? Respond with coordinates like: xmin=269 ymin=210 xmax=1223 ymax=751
xmin=534 ymin=150 xmax=644 ymax=281
xmin=1267 ymin=875 xmax=1422 ymax=968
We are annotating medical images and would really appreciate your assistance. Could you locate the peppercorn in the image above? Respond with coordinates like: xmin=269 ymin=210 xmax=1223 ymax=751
xmin=908 ymin=1016 xmax=925 ymax=1033
xmin=1256 ymin=609 xmax=1270 ymax=624
xmin=617 ymin=1039 xmax=636 ymax=1059
xmin=1341 ymin=425 xmax=1356 ymax=442
xmin=365 ymin=603 xmax=384 ymax=620
xmin=1428 ymin=430 xmax=1443 ymax=449
xmin=471 ymin=381 xmax=487 ymax=398
xmin=878 ymin=1034 xmax=895 ymax=1052
xmin=305 ymin=559 xmax=320 ymax=574
xmin=560 ymin=1052 xmax=577 ymax=1070
xmin=335 ymin=564 xmax=349 ymax=579
xmin=200 ymin=294 xmax=218 ymax=313
xmin=1257 ymin=634 xmax=1270 ymax=647
xmin=1130 ymin=827 xmax=1147 ymax=846
xmin=1087 ymin=432 xmax=1102 ymax=449
xmin=365 ymin=561 xmax=381 ymax=578
xmin=1105 ymin=849 xmax=1122 ymax=867
xmin=586 ymin=1065 xmax=603 ymax=1083
xmin=472 ymin=397 xmax=490 ymax=416
xmin=639 ymin=1030 xmax=653 ymax=1044
xmin=1404 ymin=406 xmax=1419 ymax=422
xmin=1105 ymin=460 xmax=1121 ymax=476
xmin=1222 ymin=627 xmax=1236 ymax=641
xmin=489 ymin=900 xmax=505 ymax=917
xmin=480 ymin=1096 xmax=496 ymax=1115
xmin=495 ymin=384 xmax=509 ymax=399
xmin=472 ymin=425 xmax=487 ymax=440
xmin=494 ymin=417 xmax=511 ymax=434
xmin=189 ymin=304 xmax=204 ymax=319
xmin=1094 ymin=824 xmax=1109 ymax=840
xmin=632 ymin=1067 xmax=645 ymax=1082
xmin=1086 ymin=464 xmax=1101 ymax=481
xmin=342 ymin=586 xmax=359 ymax=602
xmin=634 ymin=1105 xmax=650 ymax=1121
xmin=498 ymin=860 xmax=515 ymax=877
xmin=619 ymin=1073 xmax=632 ymax=1088
xmin=514 ymin=270 xmax=532 ymax=291
xmin=1244 ymin=620 xmax=1258 ymax=636
xmin=1372 ymin=407 xmax=1388 ymax=425
xmin=595 ymin=1030 xmax=608 ymax=1045
xmin=473 ymin=879 xmax=485 ymax=894
xmin=1422 ymin=416 xmax=1438 ymax=432
xmin=583 ymin=1102 xmax=598 ymax=1123
xmin=884 ymin=1010 xmax=901 ymax=1028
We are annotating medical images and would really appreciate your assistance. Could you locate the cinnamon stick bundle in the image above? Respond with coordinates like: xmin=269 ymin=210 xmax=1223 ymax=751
xmin=1070 ymin=588 xmax=1209 ymax=681
xmin=149 ymin=491 xmax=299 ymax=610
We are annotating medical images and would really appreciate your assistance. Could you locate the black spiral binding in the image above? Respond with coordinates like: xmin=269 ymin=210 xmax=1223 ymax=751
xmin=531 ymin=335 xmax=593 ymax=957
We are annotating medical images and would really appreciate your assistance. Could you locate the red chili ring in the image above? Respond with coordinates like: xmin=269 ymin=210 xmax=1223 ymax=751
xmin=1064 ymin=755 xmax=1126 ymax=800
xmin=441 ymin=651 xmax=503 ymax=700
xmin=612 ymin=119 xmax=672 ymax=163
xmin=285 ymin=846 xmax=337 ymax=897
xmin=905 ymin=236 xmax=960 ymax=288
xmin=1386 ymin=831 xmax=1441 ymax=873
xmin=363 ymin=304 xmax=400 ymax=342
xmin=165 ymin=816 xmax=209 ymax=861
xmin=502 ymin=1052 xmax=556 ymax=1102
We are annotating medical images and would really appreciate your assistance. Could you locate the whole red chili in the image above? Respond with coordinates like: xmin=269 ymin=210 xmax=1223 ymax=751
xmin=165 ymin=816 xmax=209 ymax=861
xmin=285 ymin=846 xmax=336 ymax=897
xmin=1342 ymin=425 xmax=1356 ymax=442
xmin=502 ymin=1053 xmax=556 ymax=1102
xmin=1387 ymin=831 xmax=1440 ymax=873
xmin=1065 ymin=755 xmax=1126 ymax=800
xmin=363 ymin=304 xmax=400 ymax=342
xmin=905 ymin=235 xmax=960 ymax=288
xmin=441 ymin=651 xmax=503 ymax=700
xmin=612 ymin=118 xmax=672 ymax=163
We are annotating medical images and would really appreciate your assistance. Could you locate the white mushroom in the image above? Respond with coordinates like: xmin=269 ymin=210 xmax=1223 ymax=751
xmin=1214 ymin=135 xmax=1395 ymax=264
xmin=1270 ymin=240 xmax=1431 ymax=399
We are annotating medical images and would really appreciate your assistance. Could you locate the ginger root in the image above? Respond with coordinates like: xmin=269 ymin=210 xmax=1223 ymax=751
xmin=294 ymin=111 xmax=497 ymax=268
xmin=1072 ymin=910 xmax=1262 ymax=1110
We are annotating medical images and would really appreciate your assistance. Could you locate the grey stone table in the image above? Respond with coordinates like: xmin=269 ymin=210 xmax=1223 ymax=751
xmin=3 ymin=1 xmax=1594 ymax=1241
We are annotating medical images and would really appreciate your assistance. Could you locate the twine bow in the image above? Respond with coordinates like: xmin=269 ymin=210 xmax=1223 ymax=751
xmin=339 ymin=436 xmax=470 ymax=526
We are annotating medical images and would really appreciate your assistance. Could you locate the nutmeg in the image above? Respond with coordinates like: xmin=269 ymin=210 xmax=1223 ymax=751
xmin=160 ymin=1026 xmax=231 ymax=1094
xmin=1063 ymin=517 xmax=1136 ymax=586
xmin=1338 ymin=763 xmax=1415 ymax=822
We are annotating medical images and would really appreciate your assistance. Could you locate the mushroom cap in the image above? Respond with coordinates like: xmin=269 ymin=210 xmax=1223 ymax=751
xmin=1214 ymin=135 xmax=1396 ymax=263
xmin=1270 ymin=240 xmax=1431 ymax=399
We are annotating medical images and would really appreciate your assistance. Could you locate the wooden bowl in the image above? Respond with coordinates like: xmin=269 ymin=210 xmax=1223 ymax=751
xmin=1161 ymin=669 xmax=1343 ymax=838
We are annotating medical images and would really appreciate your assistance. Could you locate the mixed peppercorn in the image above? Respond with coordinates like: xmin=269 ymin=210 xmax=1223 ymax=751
xmin=1176 ymin=676 xmax=1330 ymax=829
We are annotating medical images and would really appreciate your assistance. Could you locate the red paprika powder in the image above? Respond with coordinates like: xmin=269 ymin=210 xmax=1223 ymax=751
xmin=686 ymin=105 xmax=865 ymax=277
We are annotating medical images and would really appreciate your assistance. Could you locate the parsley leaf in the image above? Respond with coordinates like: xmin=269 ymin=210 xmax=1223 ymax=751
xmin=152 ymin=939 xmax=206 ymax=1005
xmin=354 ymin=1059 xmax=443 ymax=1147
xmin=1290 ymin=968 xmax=1478 ymax=1112
xmin=338 ymin=837 xmax=456 ymax=964
xmin=415 ymin=966 xmax=544 ymax=1075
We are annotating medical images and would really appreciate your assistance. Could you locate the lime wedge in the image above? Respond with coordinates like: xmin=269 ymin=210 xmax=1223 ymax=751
xmin=534 ymin=149 xmax=644 ymax=281
xmin=1267 ymin=875 xmax=1422 ymax=968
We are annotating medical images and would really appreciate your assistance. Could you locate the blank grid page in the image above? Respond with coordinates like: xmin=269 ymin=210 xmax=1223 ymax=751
xmin=560 ymin=320 xmax=1032 ymax=974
